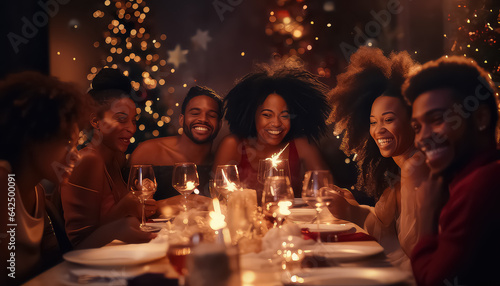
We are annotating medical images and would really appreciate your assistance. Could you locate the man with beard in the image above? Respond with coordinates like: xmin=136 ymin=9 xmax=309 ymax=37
xmin=130 ymin=86 xmax=223 ymax=198
xmin=403 ymin=56 xmax=500 ymax=286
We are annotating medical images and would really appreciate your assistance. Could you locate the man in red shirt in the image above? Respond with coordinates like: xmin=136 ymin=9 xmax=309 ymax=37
xmin=403 ymin=56 xmax=500 ymax=285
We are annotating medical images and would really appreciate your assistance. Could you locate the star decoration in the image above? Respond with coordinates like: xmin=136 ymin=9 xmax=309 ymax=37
xmin=191 ymin=29 xmax=212 ymax=50
xmin=167 ymin=44 xmax=189 ymax=68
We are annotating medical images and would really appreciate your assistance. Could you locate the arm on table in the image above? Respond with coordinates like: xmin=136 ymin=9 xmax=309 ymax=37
xmin=328 ymin=186 xmax=399 ymax=241
xmin=75 ymin=217 xmax=156 ymax=249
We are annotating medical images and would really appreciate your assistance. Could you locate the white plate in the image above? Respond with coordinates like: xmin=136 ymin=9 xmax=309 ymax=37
xmin=63 ymin=243 xmax=167 ymax=266
xmin=303 ymin=243 xmax=384 ymax=261
xmin=283 ymin=267 xmax=410 ymax=285
xmin=299 ymin=223 xmax=353 ymax=233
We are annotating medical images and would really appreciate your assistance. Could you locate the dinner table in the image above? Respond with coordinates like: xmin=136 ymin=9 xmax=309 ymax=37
xmin=23 ymin=197 xmax=416 ymax=286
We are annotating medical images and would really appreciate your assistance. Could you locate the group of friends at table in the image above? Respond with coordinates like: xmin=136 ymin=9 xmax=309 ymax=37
xmin=1 ymin=47 xmax=500 ymax=285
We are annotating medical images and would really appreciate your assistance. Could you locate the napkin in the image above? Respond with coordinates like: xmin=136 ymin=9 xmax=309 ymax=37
xmin=301 ymin=230 xmax=376 ymax=242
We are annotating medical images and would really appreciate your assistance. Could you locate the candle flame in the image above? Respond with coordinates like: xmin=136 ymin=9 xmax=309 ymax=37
xmin=278 ymin=200 xmax=292 ymax=216
xmin=221 ymin=170 xmax=238 ymax=192
xmin=186 ymin=180 xmax=196 ymax=190
xmin=210 ymin=198 xmax=227 ymax=230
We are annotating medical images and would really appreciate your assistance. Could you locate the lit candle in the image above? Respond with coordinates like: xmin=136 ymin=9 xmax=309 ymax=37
xmin=210 ymin=198 xmax=232 ymax=245
xmin=186 ymin=180 xmax=196 ymax=190
xmin=278 ymin=201 xmax=292 ymax=216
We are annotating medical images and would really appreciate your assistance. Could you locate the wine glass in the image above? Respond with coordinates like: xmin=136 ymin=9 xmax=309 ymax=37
xmin=172 ymin=162 xmax=199 ymax=211
xmin=167 ymin=235 xmax=193 ymax=286
xmin=261 ymin=176 xmax=294 ymax=228
xmin=301 ymin=170 xmax=335 ymax=243
xmin=128 ymin=165 xmax=158 ymax=232
xmin=257 ymin=158 xmax=290 ymax=185
xmin=213 ymin=165 xmax=240 ymax=201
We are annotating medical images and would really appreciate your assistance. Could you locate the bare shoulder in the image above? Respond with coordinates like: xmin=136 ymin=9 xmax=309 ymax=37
xmin=130 ymin=137 xmax=176 ymax=165
xmin=213 ymin=135 xmax=243 ymax=166
xmin=77 ymin=149 xmax=106 ymax=170
xmin=293 ymin=137 xmax=328 ymax=169
xmin=293 ymin=137 xmax=318 ymax=149
xmin=218 ymin=134 xmax=242 ymax=149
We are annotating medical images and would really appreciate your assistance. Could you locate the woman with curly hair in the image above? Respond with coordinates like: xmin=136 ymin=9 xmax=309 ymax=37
xmin=213 ymin=62 xmax=332 ymax=200
xmin=326 ymin=47 xmax=428 ymax=269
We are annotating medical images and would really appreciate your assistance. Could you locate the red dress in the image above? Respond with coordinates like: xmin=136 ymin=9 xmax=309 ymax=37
xmin=238 ymin=140 xmax=303 ymax=200
xmin=411 ymin=149 xmax=500 ymax=286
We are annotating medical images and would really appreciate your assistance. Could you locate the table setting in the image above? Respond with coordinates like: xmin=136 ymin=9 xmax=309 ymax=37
xmin=24 ymin=162 xmax=415 ymax=286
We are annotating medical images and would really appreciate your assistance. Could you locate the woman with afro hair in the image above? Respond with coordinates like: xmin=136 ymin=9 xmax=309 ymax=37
xmin=213 ymin=60 xmax=332 ymax=201
xmin=326 ymin=47 xmax=428 ymax=270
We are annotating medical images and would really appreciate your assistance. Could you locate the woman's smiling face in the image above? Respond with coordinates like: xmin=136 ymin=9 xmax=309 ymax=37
xmin=255 ymin=93 xmax=291 ymax=146
xmin=369 ymin=96 xmax=414 ymax=158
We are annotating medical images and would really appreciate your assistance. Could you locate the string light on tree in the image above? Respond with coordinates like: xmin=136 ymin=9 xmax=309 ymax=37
xmin=90 ymin=0 xmax=171 ymax=152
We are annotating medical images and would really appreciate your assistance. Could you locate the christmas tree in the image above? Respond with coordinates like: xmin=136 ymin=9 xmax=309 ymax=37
xmin=446 ymin=0 xmax=500 ymax=86
xmin=88 ymin=0 xmax=173 ymax=155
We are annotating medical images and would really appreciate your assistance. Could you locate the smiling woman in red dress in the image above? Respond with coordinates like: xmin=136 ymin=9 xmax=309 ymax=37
xmin=213 ymin=62 xmax=332 ymax=201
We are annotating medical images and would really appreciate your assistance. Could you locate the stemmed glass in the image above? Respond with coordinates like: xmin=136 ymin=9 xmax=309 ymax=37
xmin=262 ymin=176 xmax=294 ymax=228
xmin=301 ymin=170 xmax=335 ymax=243
xmin=172 ymin=162 xmax=199 ymax=211
xmin=128 ymin=165 xmax=158 ymax=232
xmin=213 ymin=165 xmax=240 ymax=201
xmin=257 ymin=158 xmax=290 ymax=185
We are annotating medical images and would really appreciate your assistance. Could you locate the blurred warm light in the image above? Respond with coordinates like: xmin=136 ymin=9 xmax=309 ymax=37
xmin=152 ymin=130 xmax=159 ymax=137
xmin=160 ymin=34 xmax=167 ymax=40
xmin=144 ymin=6 xmax=150 ymax=13
xmin=283 ymin=17 xmax=291 ymax=24
xmin=159 ymin=79 xmax=165 ymax=85
xmin=130 ymin=137 xmax=135 ymax=143
xmin=139 ymin=124 xmax=145 ymax=131
xmin=167 ymin=108 xmax=174 ymax=115
xmin=157 ymin=121 xmax=164 ymax=127
xmin=177 ymin=128 xmax=183 ymax=135
xmin=241 ymin=52 xmax=245 ymax=56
